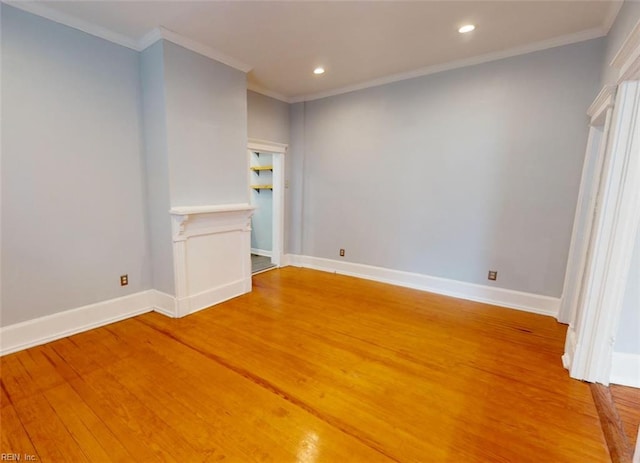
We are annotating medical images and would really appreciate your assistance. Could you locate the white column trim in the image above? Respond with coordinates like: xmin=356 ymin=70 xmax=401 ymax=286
xmin=558 ymin=86 xmax=616 ymax=324
xmin=569 ymin=81 xmax=640 ymax=384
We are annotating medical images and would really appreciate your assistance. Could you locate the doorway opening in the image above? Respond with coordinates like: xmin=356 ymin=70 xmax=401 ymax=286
xmin=248 ymin=139 xmax=286 ymax=274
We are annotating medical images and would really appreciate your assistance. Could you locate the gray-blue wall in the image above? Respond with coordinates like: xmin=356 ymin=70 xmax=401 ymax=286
xmin=248 ymin=91 xmax=290 ymax=143
xmin=247 ymin=90 xmax=291 ymax=254
xmin=292 ymin=38 xmax=604 ymax=297
xmin=141 ymin=41 xmax=174 ymax=295
xmin=616 ymin=227 xmax=640 ymax=354
xmin=164 ymin=42 xmax=248 ymax=207
xmin=1 ymin=5 xmax=151 ymax=325
xmin=249 ymin=152 xmax=274 ymax=252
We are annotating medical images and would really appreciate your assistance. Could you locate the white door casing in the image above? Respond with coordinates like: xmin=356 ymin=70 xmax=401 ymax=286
xmin=558 ymin=86 xmax=616 ymax=326
xmin=563 ymin=18 xmax=640 ymax=386
xmin=248 ymin=139 xmax=287 ymax=267
xmin=565 ymin=81 xmax=640 ymax=384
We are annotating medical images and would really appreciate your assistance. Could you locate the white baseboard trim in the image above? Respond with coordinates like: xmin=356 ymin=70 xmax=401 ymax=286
xmin=176 ymin=277 xmax=252 ymax=317
xmin=283 ymin=254 xmax=560 ymax=317
xmin=0 ymin=291 xmax=155 ymax=356
xmin=281 ymin=253 xmax=294 ymax=267
xmin=610 ymin=352 xmax=640 ymax=388
xmin=563 ymin=327 xmax=578 ymax=371
xmin=251 ymin=248 xmax=273 ymax=258
xmin=0 ymin=281 xmax=256 ymax=356
xmin=151 ymin=290 xmax=178 ymax=318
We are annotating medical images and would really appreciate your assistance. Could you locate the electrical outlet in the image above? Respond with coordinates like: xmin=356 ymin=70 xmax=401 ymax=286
xmin=120 ymin=274 xmax=128 ymax=286
xmin=339 ymin=249 xmax=345 ymax=257
xmin=488 ymin=270 xmax=497 ymax=281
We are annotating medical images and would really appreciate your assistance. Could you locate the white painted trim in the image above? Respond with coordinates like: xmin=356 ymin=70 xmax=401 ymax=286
xmin=248 ymin=139 xmax=288 ymax=155
xmin=291 ymin=27 xmax=605 ymax=103
xmin=587 ymin=85 xmax=617 ymax=125
xmin=2 ymin=4 xmax=252 ymax=73
xmin=570 ymin=81 xmax=640 ymax=385
xmin=248 ymin=140 xmax=288 ymax=268
xmin=558 ymin=89 xmax=615 ymax=325
xmin=2 ymin=1 xmax=608 ymax=102
xmin=611 ymin=18 xmax=640 ymax=83
xmin=137 ymin=28 xmax=163 ymax=51
xmin=251 ymin=248 xmax=273 ymax=258
xmin=171 ymin=205 xmax=255 ymax=318
xmin=247 ymin=83 xmax=291 ymax=104
xmin=3 ymin=0 xmax=139 ymax=50
xmin=634 ymin=427 xmax=640 ymax=463
xmin=0 ymin=291 xmax=154 ymax=356
xmin=610 ymin=352 xmax=640 ymax=388
xmin=176 ymin=278 xmax=251 ymax=317
xmin=271 ymin=152 xmax=285 ymax=267
xmin=284 ymin=255 xmax=559 ymax=317
xmin=563 ymin=327 xmax=578 ymax=370
xmin=140 ymin=27 xmax=252 ymax=73
xmin=151 ymin=290 xmax=178 ymax=318
xmin=170 ymin=203 xmax=254 ymax=216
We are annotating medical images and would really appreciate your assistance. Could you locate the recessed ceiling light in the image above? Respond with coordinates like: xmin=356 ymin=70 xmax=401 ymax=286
xmin=313 ymin=67 xmax=325 ymax=75
xmin=458 ymin=24 xmax=476 ymax=34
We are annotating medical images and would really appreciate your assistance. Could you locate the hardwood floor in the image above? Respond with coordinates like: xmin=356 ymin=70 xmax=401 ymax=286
xmin=611 ymin=384 xmax=640 ymax=453
xmin=591 ymin=383 xmax=634 ymax=463
xmin=1 ymin=267 xmax=610 ymax=462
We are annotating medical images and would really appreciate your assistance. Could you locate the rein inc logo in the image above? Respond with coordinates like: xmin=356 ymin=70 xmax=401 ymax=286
xmin=1 ymin=454 xmax=37 ymax=461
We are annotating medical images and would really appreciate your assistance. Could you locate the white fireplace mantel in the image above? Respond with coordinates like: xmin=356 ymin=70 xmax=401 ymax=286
xmin=169 ymin=203 xmax=255 ymax=317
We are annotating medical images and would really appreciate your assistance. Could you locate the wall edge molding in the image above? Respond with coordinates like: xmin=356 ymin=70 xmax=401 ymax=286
xmin=283 ymin=254 xmax=559 ymax=317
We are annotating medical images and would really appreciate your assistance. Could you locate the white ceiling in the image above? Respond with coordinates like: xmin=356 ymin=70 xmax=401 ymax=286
xmin=9 ymin=1 xmax=621 ymax=102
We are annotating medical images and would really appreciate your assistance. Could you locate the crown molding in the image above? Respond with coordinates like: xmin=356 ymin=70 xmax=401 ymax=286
xmin=247 ymin=82 xmax=292 ymax=104
xmin=602 ymin=1 xmax=624 ymax=34
xmin=290 ymin=27 xmax=605 ymax=103
xmin=3 ymin=2 xmax=610 ymax=102
xmin=3 ymin=0 xmax=139 ymax=50
xmin=3 ymin=2 xmax=253 ymax=73
xmin=138 ymin=28 xmax=164 ymax=51
xmin=144 ymin=27 xmax=253 ymax=73
xmin=611 ymin=18 xmax=640 ymax=83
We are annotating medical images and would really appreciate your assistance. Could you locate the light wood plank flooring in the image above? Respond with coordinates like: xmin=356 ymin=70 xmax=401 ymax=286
xmin=611 ymin=384 xmax=640 ymax=453
xmin=1 ymin=267 xmax=611 ymax=462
